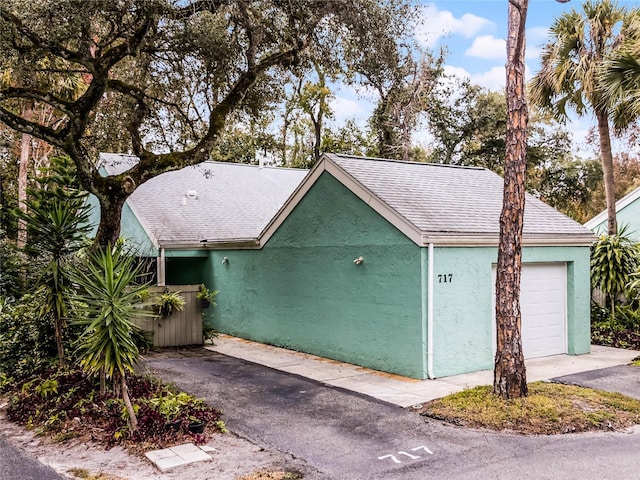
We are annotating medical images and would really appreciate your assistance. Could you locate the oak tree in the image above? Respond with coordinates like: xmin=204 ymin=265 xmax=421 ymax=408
xmin=0 ymin=0 xmax=412 ymax=247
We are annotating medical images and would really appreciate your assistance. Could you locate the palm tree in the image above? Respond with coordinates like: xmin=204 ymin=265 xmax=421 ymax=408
xmin=599 ymin=19 xmax=640 ymax=130
xmin=530 ymin=0 xmax=637 ymax=235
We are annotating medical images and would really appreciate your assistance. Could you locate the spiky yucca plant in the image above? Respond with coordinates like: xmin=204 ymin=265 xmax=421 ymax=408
xmin=17 ymin=156 xmax=92 ymax=367
xmin=72 ymin=242 xmax=150 ymax=431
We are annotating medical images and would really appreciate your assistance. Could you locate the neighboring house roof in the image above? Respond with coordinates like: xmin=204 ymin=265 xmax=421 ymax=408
xmin=260 ymin=153 xmax=596 ymax=247
xmin=98 ymin=153 xmax=308 ymax=248
xmin=584 ymin=184 xmax=640 ymax=232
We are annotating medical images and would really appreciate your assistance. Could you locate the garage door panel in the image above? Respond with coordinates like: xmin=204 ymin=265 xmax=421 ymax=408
xmin=520 ymin=264 xmax=566 ymax=358
xmin=493 ymin=263 xmax=567 ymax=360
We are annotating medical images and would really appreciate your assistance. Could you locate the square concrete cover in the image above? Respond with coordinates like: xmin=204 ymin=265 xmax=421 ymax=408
xmin=145 ymin=443 xmax=212 ymax=472
xmin=171 ymin=443 xmax=212 ymax=462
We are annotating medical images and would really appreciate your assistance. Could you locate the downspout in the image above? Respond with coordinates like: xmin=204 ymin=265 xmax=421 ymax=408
xmin=421 ymin=244 xmax=435 ymax=379
xmin=428 ymin=242 xmax=435 ymax=379
xmin=158 ymin=247 xmax=166 ymax=286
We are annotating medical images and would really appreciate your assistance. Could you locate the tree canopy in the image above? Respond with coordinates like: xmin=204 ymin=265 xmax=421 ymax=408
xmin=0 ymin=0 xmax=416 ymax=246
xmin=530 ymin=0 xmax=640 ymax=235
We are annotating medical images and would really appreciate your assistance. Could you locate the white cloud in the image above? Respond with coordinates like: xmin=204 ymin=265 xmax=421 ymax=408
xmin=329 ymin=96 xmax=368 ymax=124
xmin=442 ymin=65 xmax=504 ymax=92
xmin=442 ymin=57 xmax=545 ymax=94
xmin=526 ymin=45 xmax=543 ymax=61
xmin=471 ymin=66 xmax=506 ymax=91
xmin=464 ymin=31 xmax=546 ymax=61
xmin=465 ymin=35 xmax=506 ymax=59
xmin=443 ymin=65 xmax=471 ymax=80
xmin=526 ymin=26 xmax=549 ymax=60
xmin=415 ymin=3 xmax=494 ymax=48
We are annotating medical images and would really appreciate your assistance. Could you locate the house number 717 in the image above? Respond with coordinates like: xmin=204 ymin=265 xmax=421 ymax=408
xmin=438 ymin=274 xmax=453 ymax=283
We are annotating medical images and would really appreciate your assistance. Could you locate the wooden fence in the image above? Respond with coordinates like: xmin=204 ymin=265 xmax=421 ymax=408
xmin=132 ymin=284 xmax=203 ymax=347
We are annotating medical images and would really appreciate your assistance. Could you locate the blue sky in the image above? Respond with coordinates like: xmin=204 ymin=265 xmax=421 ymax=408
xmin=330 ymin=0 xmax=640 ymax=157
xmin=418 ymin=0 xmax=581 ymax=90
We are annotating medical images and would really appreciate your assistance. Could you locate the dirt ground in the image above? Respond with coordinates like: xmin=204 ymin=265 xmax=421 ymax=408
xmin=0 ymin=400 xmax=306 ymax=480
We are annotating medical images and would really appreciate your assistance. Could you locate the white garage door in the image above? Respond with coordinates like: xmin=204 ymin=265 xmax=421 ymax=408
xmin=493 ymin=263 xmax=567 ymax=359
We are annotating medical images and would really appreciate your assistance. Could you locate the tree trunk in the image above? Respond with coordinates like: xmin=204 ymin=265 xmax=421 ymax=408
xmin=494 ymin=0 xmax=529 ymax=399
xmin=17 ymin=102 xmax=35 ymax=249
xmin=312 ymin=116 xmax=322 ymax=164
xmin=99 ymin=367 xmax=106 ymax=397
xmin=53 ymin=314 xmax=66 ymax=369
xmin=94 ymin=196 xmax=127 ymax=249
xmin=17 ymin=144 xmax=31 ymax=249
xmin=596 ymin=109 xmax=617 ymax=235
xmin=121 ymin=375 xmax=138 ymax=432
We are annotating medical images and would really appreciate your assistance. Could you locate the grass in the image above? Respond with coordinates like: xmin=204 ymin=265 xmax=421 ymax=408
xmin=418 ymin=381 xmax=640 ymax=434
xmin=66 ymin=468 xmax=126 ymax=480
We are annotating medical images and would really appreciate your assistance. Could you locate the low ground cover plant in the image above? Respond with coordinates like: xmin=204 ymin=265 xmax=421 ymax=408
xmin=419 ymin=382 xmax=640 ymax=435
xmin=591 ymin=303 xmax=640 ymax=349
xmin=5 ymin=368 xmax=224 ymax=449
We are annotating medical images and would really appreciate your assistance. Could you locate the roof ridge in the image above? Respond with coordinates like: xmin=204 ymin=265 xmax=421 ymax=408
xmin=206 ymin=161 xmax=308 ymax=172
xmin=327 ymin=153 xmax=486 ymax=171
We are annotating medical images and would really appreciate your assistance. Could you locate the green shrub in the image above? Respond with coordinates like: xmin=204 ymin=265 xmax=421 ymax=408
xmin=7 ymin=370 xmax=223 ymax=448
xmin=0 ymin=235 xmax=23 ymax=299
xmin=591 ymin=301 xmax=610 ymax=326
xmin=147 ymin=390 xmax=197 ymax=420
xmin=0 ymin=295 xmax=58 ymax=383
xmin=203 ymin=316 xmax=219 ymax=343
xmin=613 ymin=304 xmax=640 ymax=332
xmin=591 ymin=228 xmax=640 ymax=327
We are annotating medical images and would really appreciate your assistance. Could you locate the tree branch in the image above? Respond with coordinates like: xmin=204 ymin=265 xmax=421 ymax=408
xmin=171 ymin=0 xmax=233 ymax=19
xmin=0 ymin=106 xmax=66 ymax=148
xmin=0 ymin=7 xmax=94 ymax=73
xmin=0 ymin=87 xmax=74 ymax=117
xmin=107 ymin=79 xmax=200 ymax=144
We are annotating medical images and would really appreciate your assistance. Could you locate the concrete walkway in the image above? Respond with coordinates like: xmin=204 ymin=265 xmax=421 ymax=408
xmin=207 ymin=335 xmax=639 ymax=407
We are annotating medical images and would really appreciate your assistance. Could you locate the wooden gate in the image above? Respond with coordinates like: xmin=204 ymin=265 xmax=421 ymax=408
xmin=133 ymin=284 xmax=203 ymax=347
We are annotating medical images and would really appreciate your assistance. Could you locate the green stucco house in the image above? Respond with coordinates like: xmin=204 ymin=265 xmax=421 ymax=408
xmin=585 ymin=185 xmax=640 ymax=241
xmin=98 ymin=153 xmax=595 ymax=379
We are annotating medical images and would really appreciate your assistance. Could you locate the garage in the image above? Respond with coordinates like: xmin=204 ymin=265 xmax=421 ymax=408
xmin=520 ymin=263 xmax=567 ymax=358
xmin=494 ymin=263 xmax=567 ymax=360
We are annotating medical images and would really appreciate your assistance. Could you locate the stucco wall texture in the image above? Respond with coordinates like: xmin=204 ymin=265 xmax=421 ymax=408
xmin=591 ymin=199 xmax=640 ymax=242
xmin=168 ymin=172 xmax=591 ymax=379
xmin=207 ymin=173 xmax=425 ymax=378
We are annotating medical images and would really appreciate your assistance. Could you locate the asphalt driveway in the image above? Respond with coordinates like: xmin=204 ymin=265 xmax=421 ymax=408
xmin=0 ymin=434 xmax=63 ymax=480
xmin=144 ymin=349 xmax=640 ymax=480
xmin=553 ymin=364 xmax=640 ymax=399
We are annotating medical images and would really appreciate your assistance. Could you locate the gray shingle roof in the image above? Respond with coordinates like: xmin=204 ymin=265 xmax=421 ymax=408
xmin=326 ymin=154 xmax=593 ymax=239
xmin=101 ymin=152 xmax=593 ymax=249
xmin=99 ymin=153 xmax=140 ymax=176
xmin=99 ymin=154 xmax=307 ymax=245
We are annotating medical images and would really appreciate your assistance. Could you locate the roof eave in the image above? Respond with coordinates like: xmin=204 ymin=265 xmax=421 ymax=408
xmin=584 ymin=184 xmax=640 ymax=229
xmin=420 ymin=233 xmax=596 ymax=247
xmin=159 ymin=238 xmax=260 ymax=250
